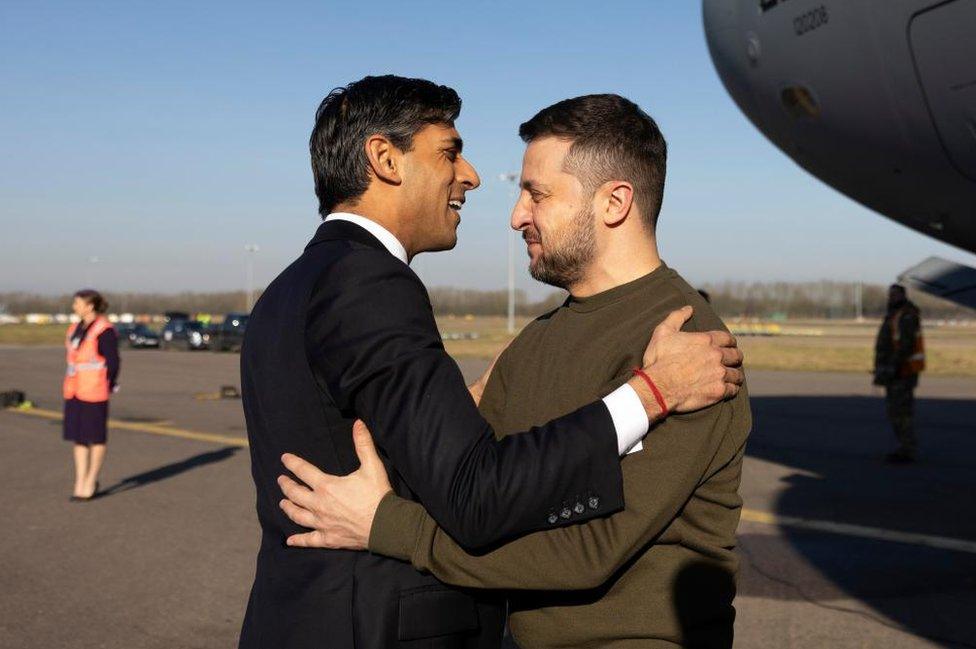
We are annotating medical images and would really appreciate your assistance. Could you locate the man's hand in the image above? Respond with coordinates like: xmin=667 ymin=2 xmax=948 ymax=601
xmin=467 ymin=340 xmax=510 ymax=405
xmin=277 ymin=420 xmax=392 ymax=550
xmin=629 ymin=306 xmax=744 ymax=420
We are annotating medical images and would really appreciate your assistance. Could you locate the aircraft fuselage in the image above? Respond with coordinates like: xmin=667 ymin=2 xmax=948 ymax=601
xmin=704 ymin=0 xmax=976 ymax=253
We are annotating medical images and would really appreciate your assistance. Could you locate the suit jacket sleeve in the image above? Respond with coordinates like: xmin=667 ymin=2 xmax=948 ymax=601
xmin=305 ymin=247 xmax=624 ymax=549
xmin=368 ymin=398 xmax=746 ymax=590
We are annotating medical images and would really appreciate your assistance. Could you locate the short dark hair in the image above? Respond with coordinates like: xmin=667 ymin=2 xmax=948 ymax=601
xmin=309 ymin=75 xmax=462 ymax=217
xmin=519 ymin=94 xmax=668 ymax=229
xmin=74 ymin=289 xmax=108 ymax=314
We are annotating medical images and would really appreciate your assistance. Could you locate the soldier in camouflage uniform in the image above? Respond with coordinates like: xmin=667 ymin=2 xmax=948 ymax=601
xmin=873 ymin=284 xmax=924 ymax=463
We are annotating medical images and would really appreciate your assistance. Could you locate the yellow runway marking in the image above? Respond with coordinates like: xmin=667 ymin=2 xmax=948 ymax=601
xmin=5 ymin=406 xmax=248 ymax=447
xmin=740 ymin=508 xmax=976 ymax=554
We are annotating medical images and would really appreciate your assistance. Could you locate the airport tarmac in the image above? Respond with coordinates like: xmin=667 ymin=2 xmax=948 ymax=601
xmin=1 ymin=346 xmax=975 ymax=648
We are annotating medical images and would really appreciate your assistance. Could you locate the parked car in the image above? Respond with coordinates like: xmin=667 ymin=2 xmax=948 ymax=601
xmin=160 ymin=319 xmax=209 ymax=351
xmin=184 ymin=321 xmax=211 ymax=350
xmin=116 ymin=323 xmax=160 ymax=349
xmin=115 ymin=323 xmax=135 ymax=340
xmin=210 ymin=313 xmax=248 ymax=352
xmin=164 ymin=311 xmax=190 ymax=323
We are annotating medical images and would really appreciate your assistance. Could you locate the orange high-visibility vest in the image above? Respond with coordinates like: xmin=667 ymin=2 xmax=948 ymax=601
xmin=63 ymin=317 xmax=113 ymax=402
xmin=891 ymin=308 xmax=925 ymax=377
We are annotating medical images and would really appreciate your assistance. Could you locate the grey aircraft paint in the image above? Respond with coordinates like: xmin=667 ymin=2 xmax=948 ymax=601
xmin=703 ymin=0 xmax=976 ymax=268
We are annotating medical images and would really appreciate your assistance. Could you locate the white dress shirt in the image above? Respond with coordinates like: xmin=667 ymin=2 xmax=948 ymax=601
xmin=324 ymin=212 xmax=649 ymax=455
xmin=325 ymin=212 xmax=408 ymax=264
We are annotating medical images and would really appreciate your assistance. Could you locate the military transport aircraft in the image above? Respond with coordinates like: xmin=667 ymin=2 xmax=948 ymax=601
xmin=703 ymin=0 xmax=976 ymax=308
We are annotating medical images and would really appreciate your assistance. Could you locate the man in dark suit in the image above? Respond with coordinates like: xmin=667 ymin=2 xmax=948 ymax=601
xmin=239 ymin=75 xmax=743 ymax=649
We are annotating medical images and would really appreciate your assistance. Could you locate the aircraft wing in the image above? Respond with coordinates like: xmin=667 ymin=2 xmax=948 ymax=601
xmin=898 ymin=257 xmax=976 ymax=311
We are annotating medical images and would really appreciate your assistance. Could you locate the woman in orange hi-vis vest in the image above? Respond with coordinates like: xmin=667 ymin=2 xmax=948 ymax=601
xmin=63 ymin=289 xmax=120 ymax=501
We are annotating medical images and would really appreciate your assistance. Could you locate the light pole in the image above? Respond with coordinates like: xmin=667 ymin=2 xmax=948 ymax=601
xmin=499 ymin=173 xmax=519 ymax=334
xmin=244 ymin=244 xmax=259 ymax=312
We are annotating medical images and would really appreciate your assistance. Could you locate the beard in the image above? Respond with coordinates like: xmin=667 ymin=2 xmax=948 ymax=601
xmin=527 ymin=204 xmax=597 ymax=289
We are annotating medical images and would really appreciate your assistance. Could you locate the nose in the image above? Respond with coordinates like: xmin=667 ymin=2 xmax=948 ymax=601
xmin=457 ymin=156 xmax=481 ymax=191
xmin=510 ymin=191 xmax=532 ymax=232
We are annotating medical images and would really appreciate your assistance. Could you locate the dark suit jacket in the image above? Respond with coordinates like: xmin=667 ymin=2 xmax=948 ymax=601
xmin=238 ymin=219 xmax=626 ymax=648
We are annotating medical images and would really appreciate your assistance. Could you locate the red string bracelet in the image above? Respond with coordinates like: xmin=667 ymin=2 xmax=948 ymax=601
xmin=632 ymin=368 xmax=669 ymax=418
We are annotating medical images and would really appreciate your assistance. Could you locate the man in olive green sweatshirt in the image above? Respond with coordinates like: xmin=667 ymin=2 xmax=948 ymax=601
xmin=279 ymin=94 xmax=750 ymax=648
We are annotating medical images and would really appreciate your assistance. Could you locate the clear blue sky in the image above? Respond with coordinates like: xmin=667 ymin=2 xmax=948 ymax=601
xmin=2 ymin=1 xmax=974 ymax=299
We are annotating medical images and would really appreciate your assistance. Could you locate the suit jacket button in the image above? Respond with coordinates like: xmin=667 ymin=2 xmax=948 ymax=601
xmin=588 ymin=496 xmax=600 ymax=510
xmin=573 ymin=502 xmax=585 ymax=515
xmin=560 ymin=507 xmax=572 ymax=519
xmin=547 ymin=513 xmax=559 ymax=525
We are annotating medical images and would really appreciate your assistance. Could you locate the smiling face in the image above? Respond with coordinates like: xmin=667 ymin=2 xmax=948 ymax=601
xmin=510 ymin=137 xmax=596 ymax=289
xmin=399 ymin=123 xmax=481 ymax=253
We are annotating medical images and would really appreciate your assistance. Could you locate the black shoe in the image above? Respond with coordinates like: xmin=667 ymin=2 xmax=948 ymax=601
xmin=70 ymin=481 xmax=101 ymax=502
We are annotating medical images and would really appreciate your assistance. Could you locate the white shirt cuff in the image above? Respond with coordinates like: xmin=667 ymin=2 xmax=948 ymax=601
xmin=602 ymin=383 xmax=649 ymax=456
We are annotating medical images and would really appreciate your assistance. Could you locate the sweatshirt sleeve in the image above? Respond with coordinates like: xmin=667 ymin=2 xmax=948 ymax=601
xmin=369 ymin=399 xmax=746 ymax=591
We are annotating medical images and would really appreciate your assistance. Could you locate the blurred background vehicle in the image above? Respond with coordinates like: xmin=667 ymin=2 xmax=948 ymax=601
xmin=115 ymin=323 xmax=135 ymax=340
xmin=116 ymin=323 xmax=161 ymax=350
xmin=210 ymin=313 xmax=248 ymax=352
xmin=185 ymin=321 xmax=211 ymax=351
xmin=163 ymin=311 xmax=190 ymax=323
xmin=160 ymin=319 xmax=210 ymax=351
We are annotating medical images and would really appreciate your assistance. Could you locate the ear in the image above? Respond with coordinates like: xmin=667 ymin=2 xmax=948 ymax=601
xmin=364 ymin=134 xmax=403 ymax=185
xmin=599 ymin=180 xmax=635 ymax=227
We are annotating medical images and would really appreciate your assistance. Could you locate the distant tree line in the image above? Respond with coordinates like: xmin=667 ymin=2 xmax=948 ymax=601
xmin=1 ymin=281 xmax=972 ymax=320
xmin=426 ymin=287 xmax=568 ymax=317
xmin=0 ymin=291 xmax=252 ymax=316
xmin=0 ymin=289 xmax=569 ymax=318
xmin=697 ymin=281 xmax=973 ymax=319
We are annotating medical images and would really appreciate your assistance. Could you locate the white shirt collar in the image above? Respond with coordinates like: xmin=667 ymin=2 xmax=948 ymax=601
xmin=324 ymin=212 xmax=408 ymax=264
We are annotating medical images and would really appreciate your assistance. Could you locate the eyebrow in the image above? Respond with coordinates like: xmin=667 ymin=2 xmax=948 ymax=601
xmin=520 ymin=179 xmax=550 ymax=193
xmin=441 ymin=137 xmax=463 ymax=153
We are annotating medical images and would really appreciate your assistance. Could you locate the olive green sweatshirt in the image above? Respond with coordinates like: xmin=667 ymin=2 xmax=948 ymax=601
xmin=369 ymin=263 xmax=751 ymax=648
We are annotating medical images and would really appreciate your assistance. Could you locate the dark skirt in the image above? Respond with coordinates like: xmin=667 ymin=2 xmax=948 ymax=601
xmin=63 ymin=398 xmax=109 ymax=445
